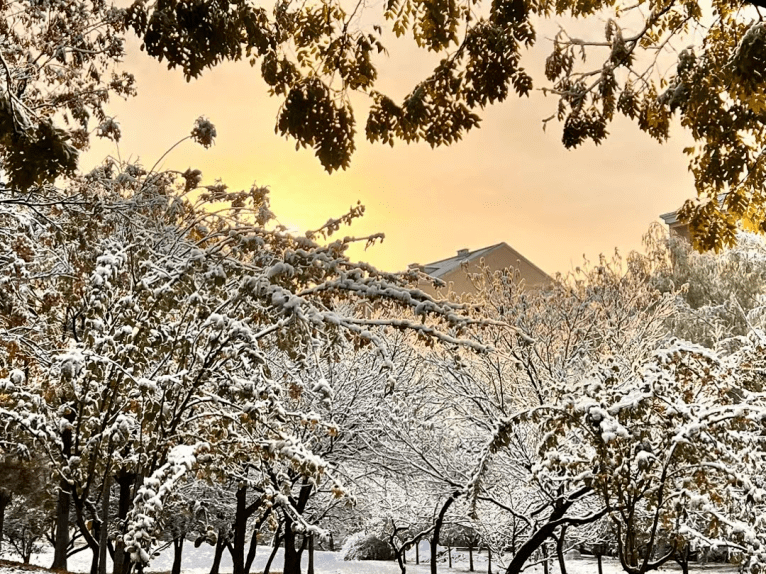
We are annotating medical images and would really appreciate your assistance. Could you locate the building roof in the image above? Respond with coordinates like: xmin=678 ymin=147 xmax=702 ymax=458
xmin=422 ymin=243 xmax=503 ymax=278
xmin=421 ymin=242 xmax=550 ymax=281
xmin=661 ymin=194 xmax=727 ymax=226
xmin=660 ymin=211 xmax=679 ymax=225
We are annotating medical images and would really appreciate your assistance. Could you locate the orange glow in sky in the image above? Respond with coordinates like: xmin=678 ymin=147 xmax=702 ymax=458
xmin=85 ymin=24 xmax=696 ymax=276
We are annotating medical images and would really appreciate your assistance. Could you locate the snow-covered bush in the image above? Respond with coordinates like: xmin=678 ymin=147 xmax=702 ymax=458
xmin=3 ymin=498 xmax=49 ymax=564
xmin=341 ymin=531 xmax=395 ymax=561
xmin=0 ymin=456 xmax=52 ymax=561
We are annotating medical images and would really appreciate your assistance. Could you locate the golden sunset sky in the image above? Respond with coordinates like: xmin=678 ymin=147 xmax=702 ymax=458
xmin=85 ymin=11 xmax=699 ymax=276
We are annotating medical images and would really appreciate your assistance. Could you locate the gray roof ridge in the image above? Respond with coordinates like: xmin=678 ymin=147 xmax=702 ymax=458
xmin=421 ymin=242 xmax=551 ymax=282
xmin=494 ymin=242 xmax=552 ymax=280
xmin=423 ymin=242 xmax=505 ymax=267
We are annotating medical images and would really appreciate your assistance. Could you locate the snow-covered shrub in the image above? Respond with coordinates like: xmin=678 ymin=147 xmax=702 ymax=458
xmin=341 ymin=531 xmax=395 ymax=561
xmin=3 ymin=498 xmax=49 ymax=564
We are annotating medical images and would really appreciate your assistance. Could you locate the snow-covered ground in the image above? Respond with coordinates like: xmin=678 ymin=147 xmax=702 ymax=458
xmin=1 ymin=543 xmax=737 ymax=574
xmin=0 ymin=543 xmax=592 ymax=574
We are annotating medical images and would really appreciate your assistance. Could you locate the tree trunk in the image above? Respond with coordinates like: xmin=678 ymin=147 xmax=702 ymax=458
xmin=53 ymin=419 xmax=74 ymax=571
xmin=329 ymin=532 xmax=334 ymax=552
xmin=114 ymin=471 xmax=136 ymax=574
xmin=0 ymin=491 xmax=11 ymax=555
xmin=52 ymin=478 xmax=71 ymax=570
xmin=172 ymin=536 xmax=185 ymax=574
xmin=244 ymin=527 xmax=258 ymax=574
xmin=504 ymin=518 xmax=566 ymax=574
xmin=282 ymin=520 xmax=306 ymax=574
xmin=448 ymin=544 xmax=452 ymax=569
xmin=98 ymin=474 xmax=112 ymax=574
xmin=504 ymin=487 xmax=601 ymax=574
xmin=675 ymin=545 xmax=690 ymax=574
xmin=555 ymin=527 xmax=567 ymax=574
xmin=488 ymin=547 xmax=492 ymax=574
xmin=70 ymin=490 xmax=100 ymax=574
xmin=244 ymin=505 xmax=272 ymax=574
xmin=469 ymin=543 xmax=474 ymax=572
xmin=209 ymin=531 xmax=227 ymax=574
xmin=624 ymin=523 xmax=638 ymax=571
xmin=263 ymin=526 xmax=283 ymax=574
xmin=597 ymin=554 xmax=603 ymax=574
xmin=308 ymin=534 xmax=314 ymax=574
xmin=390 ymin=522 xmax=407 ymax=574
xmin=232 ymin=486 xmax=248 ymax=574
xmin=416 ymin=542 xmax=420 ymax=565
xmin=431 ymin=492 xmax=458 ymax=574
xmin=90 ymin=519 xmax=102 ymax=574
xmin=232 ymin=484 xmax=263 ymax=574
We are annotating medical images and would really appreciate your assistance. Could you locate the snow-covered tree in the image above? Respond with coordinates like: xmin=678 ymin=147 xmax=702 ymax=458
xmin=2 ymin=497 xmax=50 ymax=564
xmin=644 ymin=226 xmax=766 ymax=347
xmin=0 ymin=122 xmax=491 ymax=574
xmin=490 ymin=337 xmax=766 ymax=574
xmin=445 ymin=251 xmax=766 ymax=574
xmin=0 ymin=0 xmax=133 ymax=190
xmin=429 ymin=253 xmax=679 ymax=573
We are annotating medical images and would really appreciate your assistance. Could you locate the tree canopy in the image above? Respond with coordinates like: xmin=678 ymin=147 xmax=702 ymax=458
xmin=0 ymin=117 xmax=497 ymax=573
xmin=2 ymin=0 xmax=765 ymax=249
xmin=6 ymin=0 xmax=766 ymax=571
xmin=7 ymin=175 xmax=766 ymax=574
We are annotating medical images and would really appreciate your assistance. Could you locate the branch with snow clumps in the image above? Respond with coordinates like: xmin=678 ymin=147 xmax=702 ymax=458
xmin=124 ymin=443 xmax=210 ymax=565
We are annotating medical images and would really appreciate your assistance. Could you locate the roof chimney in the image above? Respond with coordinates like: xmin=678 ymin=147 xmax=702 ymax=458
xmin=408 ymin=263 xmax=424 ymax=272
xmin=457 ymin=248 xmax=470 ymax=258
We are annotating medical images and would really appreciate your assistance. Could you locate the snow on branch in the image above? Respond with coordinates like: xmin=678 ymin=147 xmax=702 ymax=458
xmin=124 ymin=443 xmax=211 ymax=565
